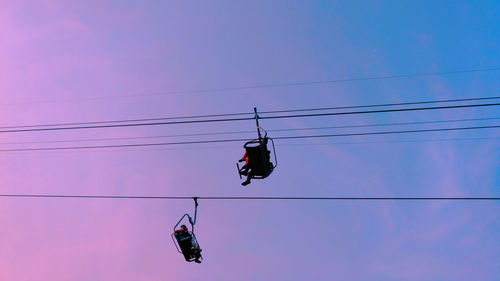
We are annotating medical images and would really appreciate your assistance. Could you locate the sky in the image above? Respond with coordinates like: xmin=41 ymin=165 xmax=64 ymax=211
xmin=0 ymin=1 xmax=499 ymax=280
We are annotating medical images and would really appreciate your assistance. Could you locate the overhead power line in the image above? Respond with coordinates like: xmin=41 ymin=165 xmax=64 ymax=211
xmin=1 ymin=102 xmax=499 ymax=134
xmin=1 ymin=116 xmax=498 ymax=146
xmin=3 ymin=67 xmax=499 ymax=105
xmin=0 ymin=195 xmax=498 ymax=200
xmin=1 ymin=125 xmax=498 ymax=152
xmin=2 ymin=96 xmax=498 ymax=129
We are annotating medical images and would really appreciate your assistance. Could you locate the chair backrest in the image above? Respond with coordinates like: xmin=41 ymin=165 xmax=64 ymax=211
xmin=244 ymin=139 xmax=272 ymax=177
xmin=174 ymin=231 xmax=192 ymax=245
xmin=176 ymin=232 xmax=201 ymax=261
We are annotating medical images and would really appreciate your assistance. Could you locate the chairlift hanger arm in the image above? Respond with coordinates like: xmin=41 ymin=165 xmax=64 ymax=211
xmin=174 ymin=213 xmax=192 ymax=231
xmin=254 ymin=107 xmax=262 ymax=140
xmin=173 ymin=198 xmax=199 ymax=231
xmin=257 ymin=126 xmax=268 ymax=139
xmin=192 ymin=197 xmax=198 ymax=225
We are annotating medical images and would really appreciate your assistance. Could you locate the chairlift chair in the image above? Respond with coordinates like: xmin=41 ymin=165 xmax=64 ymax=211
xmin=172 ymin=198 xmax=203 ymax=263
xmin=236 ymin=108 xmax=278 ymax=183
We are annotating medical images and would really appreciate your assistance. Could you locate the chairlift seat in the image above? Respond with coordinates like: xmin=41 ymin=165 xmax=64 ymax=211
xmin=173 ymin=230 xmax=202 ymax=262
xmin=172 ymin=202 xmax=202 ymax=263
xmin=242 ymin=138 xmax=274 ymax=178
xmin=235 ymin=110 xmax=278 ymax=184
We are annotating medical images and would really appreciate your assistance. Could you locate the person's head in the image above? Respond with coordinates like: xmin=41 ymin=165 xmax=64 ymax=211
xmin=180 ymin=225 xmax=188 ymax=231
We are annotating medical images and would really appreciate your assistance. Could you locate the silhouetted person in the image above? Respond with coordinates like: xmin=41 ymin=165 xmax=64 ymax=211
xmin=174 ymin=225 xmax=202 ymax=263
xmin=239 ymin=151 xmax=249 ymax=174
xmin=238 ymin=151 xmax=254 ymax=186
xmin=239 ymin=151 xmax=254 ymax=186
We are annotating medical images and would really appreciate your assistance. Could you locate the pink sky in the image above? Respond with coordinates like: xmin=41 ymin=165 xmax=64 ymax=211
xmin=1 ymin=1 xmax=499 ymax=280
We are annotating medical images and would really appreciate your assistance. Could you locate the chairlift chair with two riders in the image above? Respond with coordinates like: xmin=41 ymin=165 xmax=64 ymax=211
xmin=237 ymin=108 xmax=277 ymax=186
xmin=172 ymin=198 xmax=203 ymax=263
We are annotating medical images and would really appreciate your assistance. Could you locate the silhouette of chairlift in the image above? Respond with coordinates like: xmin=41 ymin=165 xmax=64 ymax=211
xmin=236 ymin=108 xmax=277 ymax=182
xmin=171 ymin=198 xmax=203 ymax=263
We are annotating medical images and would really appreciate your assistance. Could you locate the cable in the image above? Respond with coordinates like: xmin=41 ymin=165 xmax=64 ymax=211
xmin=0 ymin=195 xmax=498 ymax=200
xmin=0 ymin=112 xmax=253 ymax=129
xmin=1 ymin=116 xmax=498 ymax=146
xmin=281 ymin=136 xmax=500 ymax=146
xmin=3 ymin=67 xmax=499 ymax=105
xmin=0 ymin=116 xmax=254 ymax=134
xmin=260 ymin=102 xmax=500 ymax=120
xmin=2 ymin=136 xmax=498 ymax=155
xmin=259 ymin=96 xmax=500 ymax=114
xmin=1 ymin=102 xmax=499 ymax=134
xmin=268 ymin=117 xmax=500 ymax=133
xmin=2 ymin=136 xmax=497 ymax=155
xmin=273 ymin=125 xmax=500 ymax=141
xmin=1 ymin=125 xmax=498 ymax=152
xmin=2 ymin=96 xmax=498 ymax=129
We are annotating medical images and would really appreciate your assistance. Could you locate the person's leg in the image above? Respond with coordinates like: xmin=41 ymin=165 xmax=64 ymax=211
xmin=239 ymin=151 xmax=247 ymax=162
xmin=242 ymin=170 xmax=254 ymax=186
xmin=180 ymin=244 xmax=191 ymax=261
xmin=178 ymin=235 xmax=195 ymax=261
xmin=239 ymin=164 xmax=249 ymax=175
xmin=192 ymin=246 xmax=202 ymax=263
xmin=241 ymin=177 xmax=250 ymax=186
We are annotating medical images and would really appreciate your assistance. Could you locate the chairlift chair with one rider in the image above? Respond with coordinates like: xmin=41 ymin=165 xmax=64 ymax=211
xmin=236 ymin=108 xmax=277 ymax=185
xmin=172 ymin=198 xmax=203 ymax=263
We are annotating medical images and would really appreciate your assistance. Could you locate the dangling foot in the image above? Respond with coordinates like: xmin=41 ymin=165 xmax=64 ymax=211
xmin=194 ymin=259 xmax=201 ymax=263
xmin=242 ymin=180 xmax=250 ymax=186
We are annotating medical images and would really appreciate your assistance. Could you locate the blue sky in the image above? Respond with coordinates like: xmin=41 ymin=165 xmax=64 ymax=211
xmin=0 ymin=1 xmax=499 ymax=280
